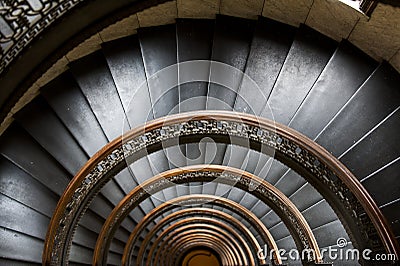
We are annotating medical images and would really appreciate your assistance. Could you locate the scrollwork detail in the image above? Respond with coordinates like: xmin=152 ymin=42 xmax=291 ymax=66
xmin=48 ymin=116 xmax=378 ymax=265
xmin=0 ymin=0 xmax=83 ymax=72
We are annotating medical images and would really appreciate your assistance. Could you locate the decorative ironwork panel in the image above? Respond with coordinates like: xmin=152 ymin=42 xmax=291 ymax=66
xmin=0 ymin=0 xmax=84 ymax=72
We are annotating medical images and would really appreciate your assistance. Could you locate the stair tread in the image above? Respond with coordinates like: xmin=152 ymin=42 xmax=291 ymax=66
xmin=316 ymin=62 xmax=400 ymax=158
xmin=289 ymin=40 xmax=378 ymax=139
xmin=79 ymin=210 xmax=128 ymax=244
xmin=274 ymin=236 xmax=297 ymax=261
xmin=102 ymin=36 xmax=152 ymax=128
xmin=0 ymin=155 xmax=58 ymax=217
xmin=177 ymin=19 xmax=214 ymax=113
xmin=310 ymin=220 xmax=349 ymax=249
xmin=381 ymin=201 xmax=400 ymax=238
xmin=69 ymin=51 xmax=129 ymax=141
xmin=362 ymin=159 xmax=400 ymax=206
xmin=265 ymin=25 xmax=337 ymax=125
xmin=0 ymin=194 xmax=49 ymax=240
xmin=226 ymin=15 xmax=302 ymax=205
xmin=268 ymin=220 xmax=291 ymax=242
xmin=340 ymin=108 xmax=400 ymax=179
xmin=0 ymin=227 xmax=43 ymax=263
xmin=303 ymin=201 xmax=338 ymax=230
xmin=90 ymin=195 xmax=135 ymax=233
xmin=235 ymin=16 xmax=296 ymax=115
xmin=73 ymin=226 xmax=123 ymax=255
xmin=41 ymin=73 xmax=108 ymax=157
xmin=68 ymin=52 xmax=148 ymax=227
xmin=0 ymin=123 xmax=70 ymax=196
xmin=0 ymin=125 xmax=133 ymax=242
xmin=68 ymin=244 xmax=94 ymax=265
xmin=0 ymin=258 xmax=41 ymax=266
xmin=207 ymin=15 xmax=255 ymax=110
xmin=132 ymin=152 xmax=172 ymax=202
xmin=222 ymin=146 xmax=263 ymax=202
xmin=15 ymin=96 xmax=88 ymax=175
xmin=290 ymin=183 xmax=323 ymax=211
xmin=259 ymin=186 xmax=335 ymax=231
xmin=139 ymin=24 xmax=178 ymax=118
xmin=274 ymin=170 xmax=306 ymax=197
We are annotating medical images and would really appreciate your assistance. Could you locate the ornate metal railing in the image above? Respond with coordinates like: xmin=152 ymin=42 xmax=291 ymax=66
xmin=122 ymin=195 xmax=282 ymax=265
xmin=0 ymin=0 xmax=85 ymax=73
xmin=43 ymin=111 xmax=399 ymax=265
xmin=94 ymin=165 xmax=320 ymax=265
xmin=146 ymin=216 xmax=255 ymax=266
xmin=137 ymin=208 xmax=261 ymax=266
xmin=162 ymin=226 xmax=242 ymax=266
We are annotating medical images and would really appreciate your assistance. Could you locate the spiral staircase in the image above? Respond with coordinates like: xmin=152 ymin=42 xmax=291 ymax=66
xmin=0 ymin=1 xmax=399 ymax=265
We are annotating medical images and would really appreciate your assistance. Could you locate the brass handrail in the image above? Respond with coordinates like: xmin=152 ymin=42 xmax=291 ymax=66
xmin=43 ymin=111 xmax=399 ymax=265
xmin=164 ymin=233 xmax=236 ymax=266
xmin=93 ymin=165 xmax=321 ymax=265
xmin=122 ymin=194 xmax=281 ymax=265
xmin=135 ymin=208 xmax=263 ymax=265
xmin=149 ymin=223 xmax=250 ymax=266
xmin=161 ymin=234 xmax=233 ymax=266
xmin=174 ymin=238 xmax=229 ymax=266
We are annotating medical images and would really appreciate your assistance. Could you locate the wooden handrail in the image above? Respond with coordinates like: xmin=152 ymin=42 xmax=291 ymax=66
xmin=43 ymin=111 xmax=399 ymax=265
xmin=122 ymin=194 xmax=282 ymax=265
xmin=93 ymin=165 xmax=321 ymax=265
xmin=135 ymin=208 xmax=263 ymax=265
xmin=174 ymin=237 xmax=229 ymax=266
xmin=163 ymin=231 xmax=238 ymax=266
xmin=148 ymin=221 xmax=251 ymax=266
xmin=162 ymin=233 xmax=234 ymax=265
